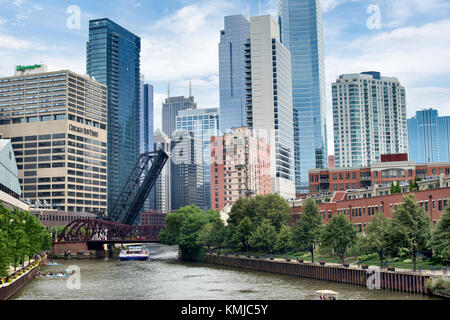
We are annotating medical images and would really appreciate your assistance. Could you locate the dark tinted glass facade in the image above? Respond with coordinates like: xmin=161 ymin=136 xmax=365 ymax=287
xmin=87 ymin=18 xmax=141 ymax=213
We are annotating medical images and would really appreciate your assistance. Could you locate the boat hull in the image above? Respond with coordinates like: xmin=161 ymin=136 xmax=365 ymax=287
xmin=119 ymin=256 xmax=149 ymax=261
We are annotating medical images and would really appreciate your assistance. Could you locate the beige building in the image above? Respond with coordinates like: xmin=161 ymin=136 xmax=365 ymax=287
xmin=0 ymin=66 xmax=108 ymax=214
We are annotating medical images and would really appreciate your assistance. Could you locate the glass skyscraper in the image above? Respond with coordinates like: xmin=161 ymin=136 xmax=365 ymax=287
xmin=140 ymin=78 xmax=154 ymax=154
xmin=87 ymin=18 xmax=141 ymax=213
xmin=408 ymin=108 xmax=450 ymax=163
xmin=162 ymin=95 xmax=197 ymax=138
xmin=278 ymin=0 xmax=328 ymax=194
xmin=176 ymin=107 xmax=219 ymax=210
xmin=218 ymin=15 xmax=250 ymax=133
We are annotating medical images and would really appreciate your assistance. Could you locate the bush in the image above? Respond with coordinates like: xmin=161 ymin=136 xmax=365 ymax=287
xmin=426 ymin=278 xmax=450 ymax=296
xmin=398 ymin=247 xmax=411 ymax=259
xmin=359 ymin=253 xmax=378 ymax=262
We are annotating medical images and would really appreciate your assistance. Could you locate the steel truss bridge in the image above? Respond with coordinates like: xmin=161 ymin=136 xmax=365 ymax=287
xmin=56 ymin=150 xmax=169 ymax=244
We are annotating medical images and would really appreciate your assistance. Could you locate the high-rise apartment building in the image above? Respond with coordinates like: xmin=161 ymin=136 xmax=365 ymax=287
xmin=210 ymin=127 xmax=271 ymax=211
xmin=176 ymin=107 xmax=219 ymax=210
xmin=170 ymin=130 xmax=204 ymax=210
xmin=162 ymin=94 xmax=197 ymax=138
xmin=408 ymin=108 xmax=450 ymax=162
xmin=332 ymin=72 xmax=408 ymax=168
xmin=140 ymin=75 xmax=154 ymax=154
xmin=219 ymin=15 xmax=250 ymax=132
xmin=86 ymin=18 xmax=141 ymax=214
xmin=278 ymin=0 xmax=328 ymax=194
xmin=247 ymin=15 xmax=295 ymax=199
xmin=0 ymin=66 xmax=108 ymax=213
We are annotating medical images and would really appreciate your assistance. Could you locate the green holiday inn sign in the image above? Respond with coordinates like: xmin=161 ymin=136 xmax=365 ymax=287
xmin=16 ymin=64 xmax=42 ymax=72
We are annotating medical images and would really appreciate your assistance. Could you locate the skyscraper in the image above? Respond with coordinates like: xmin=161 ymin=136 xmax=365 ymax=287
xmin=151 ymin=129 xmax=171 ymax=213
xmin=162 ymin=92 xmax=197 ymax=138
xmin=278 ymin=0 xmax=328 ymax=194
xmin=176 ymin=107 xmax=219 ymax=210
xmin=170 ymin=130 xmax=204 ymax=210
xmin=332 ymin=72 xmax=408 ymax=167
xmin=408 ymin=108 xmax=450 ymax=162
xmin=218 ymin=15 xmax=250 ymax=132
xmin=247 ymin=15 xmax=295 ymax=199
xmin=140 ymin=77 xmax=154 ymax=155
xmin=86 ymin=18 xmax=141 ymax=214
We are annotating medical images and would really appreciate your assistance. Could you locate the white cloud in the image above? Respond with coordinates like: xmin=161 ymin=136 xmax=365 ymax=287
xmin=0 ymin=33 xmax=32 ymax=49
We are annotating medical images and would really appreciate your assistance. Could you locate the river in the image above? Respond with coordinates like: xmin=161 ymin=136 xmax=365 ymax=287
xmin=11 ymin=243 xmax=439 ymax=300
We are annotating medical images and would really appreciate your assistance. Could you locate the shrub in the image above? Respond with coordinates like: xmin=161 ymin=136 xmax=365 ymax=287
xmin=359 ymin=253 xmax=378 ymax=262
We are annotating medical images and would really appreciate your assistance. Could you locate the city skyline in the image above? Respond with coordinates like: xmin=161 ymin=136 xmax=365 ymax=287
xmin=1 ymin=0 xmax=450 ymax=156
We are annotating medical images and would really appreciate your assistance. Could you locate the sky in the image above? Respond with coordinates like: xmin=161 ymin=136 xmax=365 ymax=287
xmin=1 ymin=0 xmax=450 ymax=155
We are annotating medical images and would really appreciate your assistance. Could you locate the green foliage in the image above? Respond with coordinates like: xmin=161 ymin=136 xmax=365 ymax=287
xmin=196 ymin=224 xmax=214 ymax=250
xmin=0 ymin=205 xmax=51 ymax=276
xmin=409 ymin=178 xmax=419 ymax=192
xmin=291 ymin=199 xmax=322 ymax=263
xmin=359 ymin=253 xmax=379 ymax=262
xmin=357 ymin=212 xmax=390 ymax=265
xmin=274 ymin=224 xmax=292 ymax=253
xmin=321 ymin=213 xmax=357 ymax=263
xmin=390 ymin=181 xmax=402 ymax=194
xmin=389 ymin=194 xmax=432 ymax=271
xmin=249 ymin=219 xmax=277 ymax=253
xmin=429 ymin=204 xmax=450 ymax=264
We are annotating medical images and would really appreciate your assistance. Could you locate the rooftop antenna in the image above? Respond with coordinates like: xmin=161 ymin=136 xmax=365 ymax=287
xmin=167 ymin=81 xmax=170 ymax=98
xmin=247 ymin=0 xmax=250 ymax=20
xmin=189 ymin=80 xmax=192 ymax=97
xmin=259 ymin=0 xmax=262 ymax=15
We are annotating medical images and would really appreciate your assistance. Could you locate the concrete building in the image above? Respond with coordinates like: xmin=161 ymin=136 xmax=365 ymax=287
xmin=162 ymin=93 xmax=197 ymax=138
xmin=176 ymin=107 xmax=219 ymax=210
xmin=171 ymin=130 xmax=204 ymax=210
xmin=0 ymin=139 xmax=29 ymax=211
xmin=247 ymin=15 xmax=295 ymax=199
xmin=87 ymin=18 xmax=141 ymax=214
xmin=308 ymin=153 xmax=450 ymax=196
xmin=218 ymin=15 xmax=251 ymax=132
xmin=332 ymin=72 xmax=408 ymax=168
xmin=279 ymin=0 xmax=328 ymax=194
xmin=210 ymin=127 xmax=271 ymax=211
xmin=150 ymin=129 xmax=171 ymax=213
xmin=0 ymin=66 xmax=108 ymax=213
xmin=408 ymin=108 xmax=450 ymax=163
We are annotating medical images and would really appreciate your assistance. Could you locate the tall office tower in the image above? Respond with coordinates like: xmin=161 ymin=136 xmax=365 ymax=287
xmin=210 ymin=127 xmax=271 ymax=211
xmin=86 ymin=18 xmax=141 ymax=214
xmin=139 ymin=75 xmax=154 ymax=211
xmin=0 ymin=66 xmax=108 ymax=213
xmin=170 ymin=130 xmax=204 ymax=210
xmin=408 ymin=108 xmax=450 ymax=162
xmin=176 ymin=107 xmax=219 ymax=210
xmin=218 ymin=15 xmax=250 ymax=132
xmin=246 ymin=15 xmax=295 ymax=199
xmin=278 ymin=0 xmax=328 ymax=195
xmin=162 ymin=93 xmax=197 ymax=138
xmin=332 ymin=72 xmax=408 ymax=168
xmin=150 ymin=129 xmax=171 ymax=213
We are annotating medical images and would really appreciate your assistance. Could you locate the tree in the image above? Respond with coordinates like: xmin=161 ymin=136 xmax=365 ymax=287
xmin=321 ymin=213 xmax=357 ymax=263
xmin=391 ymin=194 xmax=432 ymax=271
xmin=274 ymin=224 xmax=292 ymax=253
xmin=232 ymin=216 xmax=254 ymax=252
xmin=390 ymin=181 xmax=401 ymax=194
xmin=291 ymin=199 xmax=323 ymax=263
xmin=196 ymin=223 xmax=214 ymax=251
xmin=0 ymin=232 xmax=11 ymax=277
xmin=210 ymin=218 xmax=226 ymax=254
xmin=249 ymin=219 xmax=277 ymax=253
xmin=429 ymin=203 xmax=450 ymax=264
xmin=357 ymin=212 xmax=390 ymax=266
xmin=409 ymin=177 xmax=419 ymax=192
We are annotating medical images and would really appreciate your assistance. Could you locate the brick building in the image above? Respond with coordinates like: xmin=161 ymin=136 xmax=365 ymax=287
xmin=139 ymin=210 xmax=167 ymax=227
xmin=290 ymin=188 xmax=450 ymax=233
xmin=210 ymin=127 xmax=271 ymax=211
xmin=308 ymin=153 xmax=450 ymax=195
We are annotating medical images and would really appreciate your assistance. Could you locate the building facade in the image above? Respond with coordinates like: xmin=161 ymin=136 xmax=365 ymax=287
xmin=332 ymin=72 xmax=408 ymax=168
xmin=210 ymin=127 xmax=271 ymax=211
xmin=408 ymin=108 xmax=450 ymax=163
xmin=162 ymin=95 xmax=197 ymax=138
xmin=278 ymin=0 xmax=328 ymax=194
xmin=139 ymin=75 xmax=154 ymax=155
xmin=308 ymin=154 xmax=450 ymax=196
xmin=219 ymin=15 xmax=251 ymax=132
xmin=86 ymin=18 xmax=141 ymax=214
xmin=0 ymin=68 xmax=108 ymax=213
xmin=150 ymin=129 xmax=171 ymax=213
xmin=176 ymin=107 xmax=219 ymax=210
xmin=170 ymin=130 xmax=204 ymax=210
xmin=247 ymin=15 xmax=295 ymax=199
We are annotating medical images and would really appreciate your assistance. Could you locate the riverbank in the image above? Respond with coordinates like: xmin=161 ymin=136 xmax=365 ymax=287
xmin=205 ymin=253 xmax=438 ymax=296
xmin=0 ymin=260 xmax=40 ymax=300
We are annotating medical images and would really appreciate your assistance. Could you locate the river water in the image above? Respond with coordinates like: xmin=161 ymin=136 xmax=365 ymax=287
xmin=11 ymin=243 xmax=439 ymax=300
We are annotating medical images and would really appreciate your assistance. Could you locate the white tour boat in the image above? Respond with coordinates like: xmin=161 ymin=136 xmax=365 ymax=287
xmin=119 ymin=244 xmax=149 ymax=261
xmin=316 ymin=290 xmax=339 ymax=300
